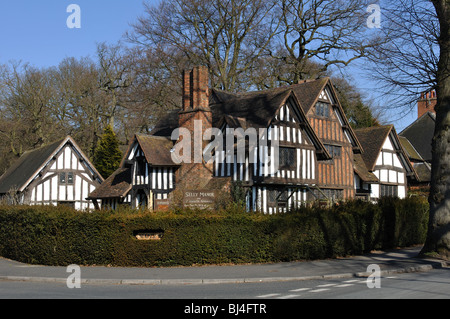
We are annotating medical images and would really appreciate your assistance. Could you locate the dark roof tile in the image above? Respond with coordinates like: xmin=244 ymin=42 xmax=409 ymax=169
xmin=399 ymin=112 xmax=435 ymax=161
xmin=354 ymin=125 xmax=393 ymax=171
xmin=88 ymin=167 xmax=131 ymax=199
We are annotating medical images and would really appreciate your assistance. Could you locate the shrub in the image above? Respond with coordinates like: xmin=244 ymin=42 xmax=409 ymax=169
xmin=0 ymin=197 xmax=429 ymax=267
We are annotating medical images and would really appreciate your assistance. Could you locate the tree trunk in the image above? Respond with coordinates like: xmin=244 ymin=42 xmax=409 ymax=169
xmin=421 ymin=0 xmax=450 ymax=259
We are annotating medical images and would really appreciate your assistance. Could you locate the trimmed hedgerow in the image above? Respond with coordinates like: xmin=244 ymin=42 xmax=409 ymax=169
xmin=0 ymin=197 xmax=428 ymax=267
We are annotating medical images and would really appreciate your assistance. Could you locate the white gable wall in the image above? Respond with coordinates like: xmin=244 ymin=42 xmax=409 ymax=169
xmin=370 ymin=134 xmax=408 ymax=199
xmin=25 ymin=142 xmax=101 ymax=210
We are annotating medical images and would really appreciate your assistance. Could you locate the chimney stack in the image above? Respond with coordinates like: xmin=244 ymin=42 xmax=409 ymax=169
xmin=177 ymin=66 xmax=213 ymax=189
xmin=182 ymin=66 xmax=209 ymax=111
xmin=417 ymin=89 xmax=437 ymax=118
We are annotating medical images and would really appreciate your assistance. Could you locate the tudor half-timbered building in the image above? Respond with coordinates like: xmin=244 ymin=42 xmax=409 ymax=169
xmin=0 ymin=136 xmax=103 ymax=210
xmin=137 ymin=66 xmax=362 ymax=213
xmin=207 ymin=86 xmax=331 ymax=213
xmin=290 ymin=79 xmax=363 ymax=201
xmin=89 ymin=66 xmax=413 ymax=214
xmin=354 ymin=125 xmax=417 ymax=200
xmin=88 ymin=134 xmax=179 ymax=210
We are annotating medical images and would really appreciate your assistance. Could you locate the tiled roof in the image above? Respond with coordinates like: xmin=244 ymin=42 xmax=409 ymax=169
xmin=151 ymin=79 xmax=329 ymax=137
xmin=353 ymin=153 xmax=378 ymax=182
xmin=355 ymin=125 xmax=418 ymax=181
xmin=90 ymin=134 xmax=179 ymax=200
xmin=135 ymin=134 xmax=178 ymax=166
xmin=354 ymin=125 xmax=393 ymax=171
xmin=399 ymin=112 xmax=435 ymax=162
xmin=0 ymin=139 xmax=65 ymax=194
xmin=399 ymin=136 xmax=423 ymax=162
xmin=87 ymin=167 xmax=132 ymax=199
xmin=0 ymin=136 xmax=102 ymax=194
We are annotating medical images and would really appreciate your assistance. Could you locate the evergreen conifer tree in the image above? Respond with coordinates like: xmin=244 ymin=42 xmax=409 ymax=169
xmin=93 ymin=124 xmax=122 ymax=179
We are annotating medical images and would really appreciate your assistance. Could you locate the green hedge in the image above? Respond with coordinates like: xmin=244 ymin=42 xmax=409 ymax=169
xmin=0 ymin=197 xmax=429 ymax=267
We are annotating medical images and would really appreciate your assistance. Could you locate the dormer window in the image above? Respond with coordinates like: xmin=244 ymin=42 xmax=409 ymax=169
xmin=315 ymin=102 xmax=330 ymax=118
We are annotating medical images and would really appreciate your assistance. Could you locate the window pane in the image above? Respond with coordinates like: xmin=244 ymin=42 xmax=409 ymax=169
xmin=324 ymin=144 xmax=341 ymax=159
xmin=279 ymin=147 xmax=295 ymax=168
xmin=315 ymin=102 xmax=330 ymax=117
xmin=268 ymin=189 xmax=277 ymax=203
xmin=67 ymin=172 xmax=74 ymax=184
xmin=59 ymin=172 xmax=66 ymax=184
xmin=334 ymin=146 xmax=341 ymax=158
xmin=380 ymin=185 xmax=398 ymax=197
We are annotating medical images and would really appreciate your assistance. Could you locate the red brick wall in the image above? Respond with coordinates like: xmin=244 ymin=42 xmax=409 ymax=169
xmin=177 ymin=66 xmax=214 ymax=189
xmin=418 ymin=90 xmax=437 ymax=118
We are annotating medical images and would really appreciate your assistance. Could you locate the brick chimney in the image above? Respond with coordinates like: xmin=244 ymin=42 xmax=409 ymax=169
xmin=182 ymin=66 xmax=210 ymax=111
xmin=176 ymin=66 xmax=213 ymax=189
xmin=418 ymin=89 xmax=437 ymax=118
xmin=179 ymin=66 xmax=211 ymax=127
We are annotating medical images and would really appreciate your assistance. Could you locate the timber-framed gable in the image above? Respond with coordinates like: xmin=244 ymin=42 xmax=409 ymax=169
xmin=0 ymin=136 xmax=103 ymax=210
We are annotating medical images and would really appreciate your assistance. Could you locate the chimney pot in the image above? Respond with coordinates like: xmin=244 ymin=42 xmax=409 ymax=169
xmin=417 ymin=89 xmax=437 ymax=118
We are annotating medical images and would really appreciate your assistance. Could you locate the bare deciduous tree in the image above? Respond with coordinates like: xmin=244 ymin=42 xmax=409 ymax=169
xmin=366 ymin=0 xmax=440 ymax=107
xmin=366 ymin=0 xmax=449 ymax=258
xmin=422 ymin=0 xmax=450 ymax=259
xmin=128 ymin=0 xmax=279 ymax=91
xmin=271 ymin=0 xmax=385 ymax=84
xmin=0 ymin=62 xmax=63 ymax=156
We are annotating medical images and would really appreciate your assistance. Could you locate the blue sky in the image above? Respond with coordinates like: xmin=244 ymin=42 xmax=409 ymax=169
xmin=0 ymin=1 xmax=151 ymax=67
xmin=0 ymin=1 xmax=417 ymax=130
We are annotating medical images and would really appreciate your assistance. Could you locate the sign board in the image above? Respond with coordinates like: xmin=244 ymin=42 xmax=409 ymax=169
xmin=183 ymin=190 xmax=215 ymax=210
xmin=135 ymin=232 xmax=164 ymax=241
xmin=154 ymin=199 xmax=170 ymax=211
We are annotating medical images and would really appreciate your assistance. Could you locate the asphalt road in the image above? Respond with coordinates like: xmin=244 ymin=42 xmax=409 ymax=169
xmin=1 ymin=267 xmax=449 ymax=299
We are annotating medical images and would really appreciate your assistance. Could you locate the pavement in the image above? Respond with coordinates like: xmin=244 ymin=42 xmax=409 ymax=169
xmin=0 ymin=245 xmax=448 ymax=286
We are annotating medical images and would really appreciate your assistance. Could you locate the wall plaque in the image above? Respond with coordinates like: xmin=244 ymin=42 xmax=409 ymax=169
xmin=154 ymin=199 xmax=170 ymax=211
xmin=134 ymin=231 xmax=164 ymax=241
xmin=183 ymin=190 xmax=215 ymax=209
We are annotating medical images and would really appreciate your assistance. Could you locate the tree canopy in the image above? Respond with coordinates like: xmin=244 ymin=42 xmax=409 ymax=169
xmin=93 ymin=124 xmax=123 ymax=180
xmin=0 ymin=0 xmax=382 ymax=175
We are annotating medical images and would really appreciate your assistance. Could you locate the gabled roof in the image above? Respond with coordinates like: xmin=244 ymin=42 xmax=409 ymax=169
xmin=353 ymin=153 xmax=378 ymax=183
xmin=290 ymin=78 xmax=330 ymax=114
xmin=87 ymin=167 xmax=132 ymax=200
xmin=213 ymin=78 xmax=362 ymax=152
xmin=355 ymin=126 xmax=392 ymax=171
xmin=151 ymin=79 xmax=332 ymax=137
xmin=0 ymin=136 xmax=102 ymax=194
xmin=398 ymin=136 xmax=423 ymax=162
xmin=293 ymin=78 xmax=364 ymax=152
xmin=212 ymin=89 xmax=331 ymax=159
xmin=210 ymin=86 xmax=293 ymax=129
xmin=90 ymin=134 xmax=180 ymax=200
xmin=120 ymin=134 xmax=180 ymax=168
xmin=208 ymin=78 xmax=330 ymax=128
xmin=398 ymin=136 xmax=431 ymax=183
xmin=412 ymin=162 xmax=432 ymax=183
xmin=134 ymin=134 xmax=178 ymax=166
xmin=399 ymin=112 xmax=435 ymax=162
xmin=151 ymin=77 xmax=361 ymax=159
xmin=354 ymin=125 xmax=418 ymax=180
